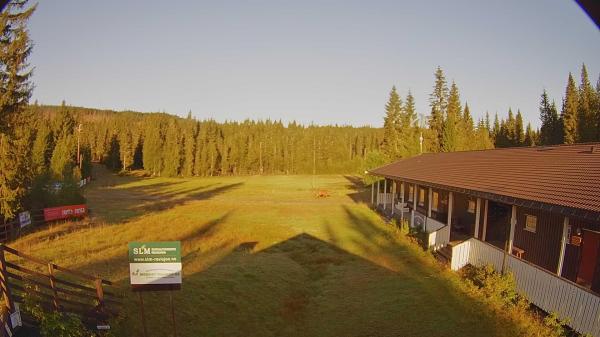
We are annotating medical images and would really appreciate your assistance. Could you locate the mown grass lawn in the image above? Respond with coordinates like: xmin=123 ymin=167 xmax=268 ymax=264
xmin=11 ymin=166 xmax=540 ymax=337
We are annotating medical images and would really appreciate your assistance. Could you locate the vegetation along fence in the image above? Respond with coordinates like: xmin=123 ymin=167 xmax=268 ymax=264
xmin=451 ymin=238 xmax=600 ymax=336
xmin=0 ymin=244 xmax=121 ymax=334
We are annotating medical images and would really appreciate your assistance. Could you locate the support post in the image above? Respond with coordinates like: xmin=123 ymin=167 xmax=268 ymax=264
xmin=400 ymin=182 xmax=405 ymax=220
xmin=427 ymin=188 xmax=432 ymax=218
xmin=508 ymin=205 xmax=516 ymax=253
xmin=94 ymin=278 xmax=105 ymax=310
xmin=383 ymin=179 xmax=387 ymax=210
xmin=0 ymin=245 xmax=14 ymax=313
xmin=474 ymin=198 xmax=481 ymax=238
xmin=502 ymin=205 xmax=517 ymax=274
xmin=412 ymin=184 xmax=418 ymax=227
xmin=447 ymin=192 xmax=453 ymax=230
xmin=376 ymin=180 xmax=381 ymax=206
xmin=48 ymin=263 xmax=59 ymax=311
xmin=169 ymin=290 xmax=178 ymax=337
xmin=482 ymin=200 xmax=489 ymax=241
xmin=391 ymin=181 xmax=396 ymax=215
xmin=138 ymin=292 xmax=148 ymax=337
xmin=557 ymin=217 xmax=569 ymax=276
xmin=371 ymin=182 xmax=374 ymax=206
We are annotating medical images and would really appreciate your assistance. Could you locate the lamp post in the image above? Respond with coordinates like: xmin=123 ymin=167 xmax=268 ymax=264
xmin=77 ymin=123 xmax=83 ymax=169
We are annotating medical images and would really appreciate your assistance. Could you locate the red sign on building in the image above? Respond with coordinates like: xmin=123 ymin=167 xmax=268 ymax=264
xmin=43 ymin=204 xmax=87 ymax=222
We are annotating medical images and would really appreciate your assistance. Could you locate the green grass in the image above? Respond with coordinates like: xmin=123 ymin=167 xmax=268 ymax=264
xmin=11 ymin=166 xmax=549 ymax=337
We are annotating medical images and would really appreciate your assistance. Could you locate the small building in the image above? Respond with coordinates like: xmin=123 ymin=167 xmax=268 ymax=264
xmin=369 ymin=143 xmax=600 ymax=336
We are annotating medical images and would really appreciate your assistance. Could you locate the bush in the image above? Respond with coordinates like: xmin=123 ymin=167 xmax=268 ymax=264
xmin=462 ymin=264 xmax=520 ymax=307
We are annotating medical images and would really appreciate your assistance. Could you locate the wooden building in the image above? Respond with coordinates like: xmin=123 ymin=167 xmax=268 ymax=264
xmin=369 ymin=143 xmax=600 ymax=336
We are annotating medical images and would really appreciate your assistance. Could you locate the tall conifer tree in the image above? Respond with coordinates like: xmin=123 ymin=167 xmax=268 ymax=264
xmin=382 ymin=86 xmax=402 ymax=159
xmin=429 ymin=67 xmax=448 ymax=152
xmin=562 ymin=73 xmax=579 ymax=144
xmin=0 ymin=1 xmax=36 ymax=219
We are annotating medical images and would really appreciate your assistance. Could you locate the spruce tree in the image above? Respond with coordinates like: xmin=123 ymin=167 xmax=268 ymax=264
xmin=562 ymin=73 xmax=579 ymax=144
xmin=0 ymin=1 xmax=36 ymax=219
xmin=162 ymin=120 xmax=182 ymax=177
xmin=399 ymin=90 xmax=419 ymax=157
xmin=524 ymin=123 xmax=535 ymax=146
xmin=32 ymin=121 xmax=51 ymax=174
xmin=539 ymin=90 xmax=554 ymax=145
xmin=577 ymin=64 xmax=596 ymax=142
xmin=382 ymin=86 xmax=402 ymax=159
xmin=515 ymin=110 xmax=525 ymax=146
xmin=442 ymin=82 xmax=461 ymax=152
xmin=428 ymin=66 xmax=448 ymax=152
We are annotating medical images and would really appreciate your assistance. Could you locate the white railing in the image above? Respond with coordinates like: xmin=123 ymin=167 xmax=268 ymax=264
xmin=427 ymin=225 xmax=450 ymax=251
xmin=450 ymin=238 xmax=600 ymax=336
xmin=377 ymin=193 xmax=392 ymax=206
xmin=450 ymin=240 xmax=471 ymax=271
xmin=425 ymin=217 xmax=446 ymax=233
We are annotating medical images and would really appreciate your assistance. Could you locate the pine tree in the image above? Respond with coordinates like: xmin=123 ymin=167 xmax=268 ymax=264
xmin=162 ymin=120 xmax=182 ymax=177
xmin=32 ymin=120 xmax=51 ymax=174
xmin=492 ymin=113 xmax=500 ymax=142
xmin=562 ymin=73 xmax=579 ymax=144
xmin=515 ymin=110 xmax=525 ymax=146
xmin=524 ymin=123 xmax=535 ymax=146
xmin=505 ymin=108 xmax=516 ymax=146
xmin=142 ymin=118 xmax=164 ymax=175
xmin=577 ymin=64 xmax=597 ymax=142
xmin=382 ymin=86 xmax=402 ymax=159
xmin=539 ymin=90 xmax=554 ymax=145
xmin=182 ymin=120 xmax=197 ymax=177
xmin=398 ymin=90 xmax=420 ymax=157
xmin=442 ymin=82 xmax=461 ymax=152
xmin=0 ymin=1 xmax=36 ymax=219
xmin=429 ymin=66 xmax=448 ymax=152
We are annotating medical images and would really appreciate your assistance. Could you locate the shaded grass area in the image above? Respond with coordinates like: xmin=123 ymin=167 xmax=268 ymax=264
xmin=10 ymin=165 xmax=541 ymax=336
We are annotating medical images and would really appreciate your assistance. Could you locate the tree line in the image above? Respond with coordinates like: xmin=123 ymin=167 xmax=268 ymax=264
xmin=380 ymin=65 xmax=600 ymax=161
xmin=1 ymin=0 xmax=599 ymax=222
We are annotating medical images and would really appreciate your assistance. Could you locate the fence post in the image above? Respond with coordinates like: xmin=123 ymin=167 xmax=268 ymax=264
xmin=47 ymin=263 xmax=59 ymax=311
xmin=0 ymin=245 xmax=14 ymax=312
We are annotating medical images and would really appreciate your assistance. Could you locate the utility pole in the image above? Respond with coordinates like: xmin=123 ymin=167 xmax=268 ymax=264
xmin=77 ymin=123 xmax=83 ymax=169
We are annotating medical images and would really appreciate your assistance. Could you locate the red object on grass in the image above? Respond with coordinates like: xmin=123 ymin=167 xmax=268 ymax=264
xmin=43 ymin=204 xmax=87 ymax=222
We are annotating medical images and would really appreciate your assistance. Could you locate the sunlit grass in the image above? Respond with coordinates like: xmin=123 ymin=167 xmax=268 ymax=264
xmin=10 ymin=166 xmax=552 ymax=337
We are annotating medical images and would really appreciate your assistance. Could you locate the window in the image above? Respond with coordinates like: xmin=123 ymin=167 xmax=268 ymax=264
xmin=432 ymin=192 xmax=439 ymax=211
xmin=467 ymin=200 xmax=476 ymax=213
xmin=408 ymin=185 xmax=414 ymax=202
xmin=418 ymin=188 xmax=425 ymax=206
xmin=524 ymin=215 xmax=537 ymax=233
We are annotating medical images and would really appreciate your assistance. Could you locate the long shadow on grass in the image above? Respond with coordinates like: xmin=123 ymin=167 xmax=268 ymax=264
xmin=89 ymin=179 xmax=243 ymax=224
xmin=342 ymin=175 xmax=369 ymax=204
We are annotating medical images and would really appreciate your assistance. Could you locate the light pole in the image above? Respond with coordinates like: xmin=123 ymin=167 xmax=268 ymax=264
xmin=77 ymin=123 xmax=83 ymax=169
xmin=411 ymin=114 xmax=426 ymax=154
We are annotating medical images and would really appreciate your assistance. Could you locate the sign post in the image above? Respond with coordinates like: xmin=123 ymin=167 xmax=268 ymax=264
xmin=128 ymin=242 xmax=182 ymax=337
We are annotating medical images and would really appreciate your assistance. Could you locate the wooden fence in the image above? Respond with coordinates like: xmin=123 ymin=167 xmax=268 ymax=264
xmin=450 ymin=238 xmax=600 ymax=336
xmin=0 ymin=210 xmax=45 ymax=243
xmin=0 ymin=244 xmax=121 ymax=334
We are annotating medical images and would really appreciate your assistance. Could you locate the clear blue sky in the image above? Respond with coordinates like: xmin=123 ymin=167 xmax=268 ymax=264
xmin=28 ymin=0 xmax=599 ymax=128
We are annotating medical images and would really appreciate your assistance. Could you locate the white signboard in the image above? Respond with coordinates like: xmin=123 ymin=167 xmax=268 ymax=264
xmin=128 ymin=242 xmax=182 ymax=286
xmin=18 ymin=211 xmax=31 ymax=228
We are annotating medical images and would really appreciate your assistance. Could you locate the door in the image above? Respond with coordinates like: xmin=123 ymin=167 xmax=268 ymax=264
xmin=577 ymin=230 xmax=600 ymax=287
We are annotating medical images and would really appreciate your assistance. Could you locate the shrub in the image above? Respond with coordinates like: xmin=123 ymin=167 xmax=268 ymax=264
xmin=542 ymin=312 xmax=569 ymax=337
xmin=462 ymin=264 xmax=520 ymax=307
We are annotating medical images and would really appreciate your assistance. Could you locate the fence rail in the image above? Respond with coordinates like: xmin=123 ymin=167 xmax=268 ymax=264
xmin=0 ymin=244 xmax=121 ymax=334
xmin=450 ymin=238 xmax=600 ymax=336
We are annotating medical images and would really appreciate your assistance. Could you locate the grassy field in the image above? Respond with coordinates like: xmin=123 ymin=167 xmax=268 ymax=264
xmin=10 ymin=166 xmax=546 ymax=337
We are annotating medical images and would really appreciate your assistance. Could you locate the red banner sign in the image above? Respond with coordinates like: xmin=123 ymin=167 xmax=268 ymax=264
xmin=43 ymin=204 xmax=87 ymax=222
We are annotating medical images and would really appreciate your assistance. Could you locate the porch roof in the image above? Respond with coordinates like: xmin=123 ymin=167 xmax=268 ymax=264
xmin=369 ymin=143 xmax=600 ymax=221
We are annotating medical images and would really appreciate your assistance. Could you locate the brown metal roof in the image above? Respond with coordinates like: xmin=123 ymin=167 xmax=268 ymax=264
xmin=370 ymin=143 xmax=600 ymax=220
